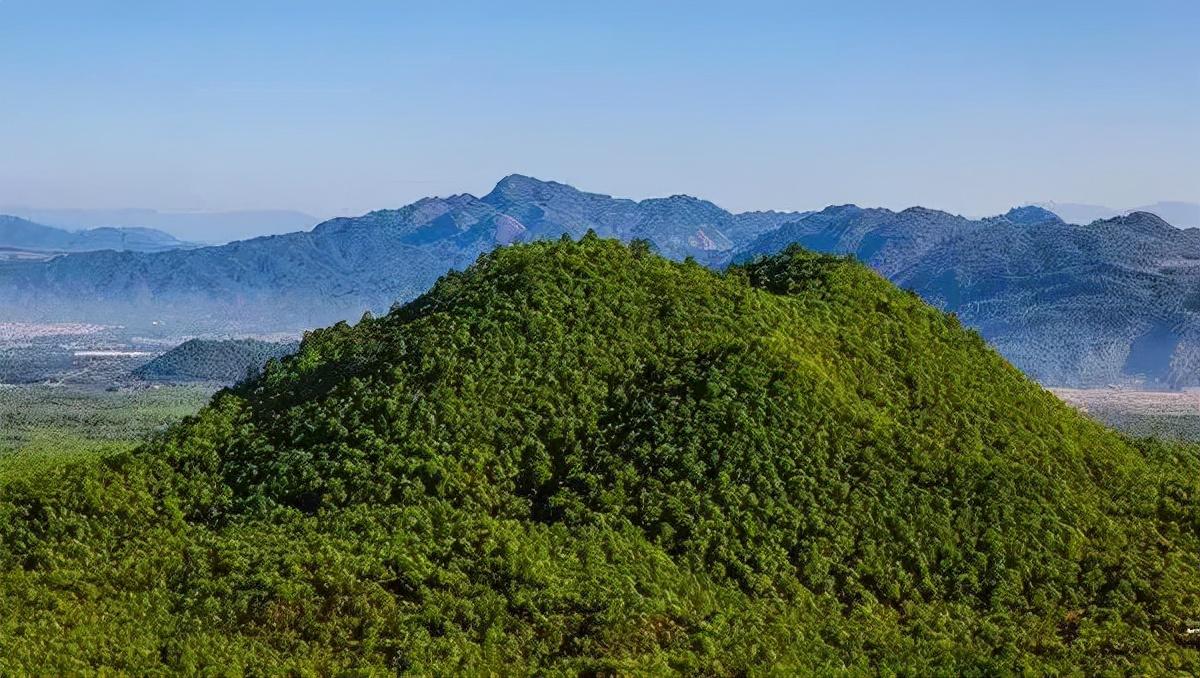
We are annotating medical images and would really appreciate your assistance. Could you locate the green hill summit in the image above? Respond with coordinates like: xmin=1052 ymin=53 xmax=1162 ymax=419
xmin=2 ymin=236 xmax=1197 ymax=674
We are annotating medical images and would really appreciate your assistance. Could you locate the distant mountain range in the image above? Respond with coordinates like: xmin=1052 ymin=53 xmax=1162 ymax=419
xmin=0 ymin=176 xmax=806 ymax=330
xmin=1035 ymin=201 xmax=1200 ymax=229
xmin=0 ymin=175 xmax=1195 ymax=387
xmin=735 ymin=205 xmax=1200 ymax=387
xmin=0 ymin=215 xmax=194 ymax=253
xmin=0 ymin=207 xmax=320 ymax=244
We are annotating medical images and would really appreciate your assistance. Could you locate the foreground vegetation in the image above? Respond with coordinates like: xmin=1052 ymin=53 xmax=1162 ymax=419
xmin=1 ymin=237 xmax=1198 ymax=674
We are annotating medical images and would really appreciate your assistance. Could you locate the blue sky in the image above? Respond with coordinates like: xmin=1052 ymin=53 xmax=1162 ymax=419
xmin=1 ymin=0 xmax=1196 ymax=222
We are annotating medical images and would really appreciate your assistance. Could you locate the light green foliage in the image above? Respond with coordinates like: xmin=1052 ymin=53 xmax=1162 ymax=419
xmin=1 ymin=239 xmax=1198 ymax=674
xmin=0 ymin=385 xmax=212 ymax=480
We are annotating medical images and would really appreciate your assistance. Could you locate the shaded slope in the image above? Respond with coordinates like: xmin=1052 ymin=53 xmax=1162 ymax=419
xmin=133 ymin=338 xmax=300 ymax=383
xmin=1 ymin=238 xmax=1197 ymax=674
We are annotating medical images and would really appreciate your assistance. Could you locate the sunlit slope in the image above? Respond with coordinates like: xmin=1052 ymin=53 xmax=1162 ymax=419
xmin=1 ymin=236 xmax=1197 ymax=674
xmin=738 ymin=206 xmax=1200 ymax=386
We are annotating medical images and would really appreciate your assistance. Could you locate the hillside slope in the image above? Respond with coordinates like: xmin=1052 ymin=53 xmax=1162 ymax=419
xmin=738 ymin=206 xmax=1200 ymax=387
xmin=133 ymin=338 xmax=299 ymax=383
xmin=1 ymin=238 xmax=1196 ymax=674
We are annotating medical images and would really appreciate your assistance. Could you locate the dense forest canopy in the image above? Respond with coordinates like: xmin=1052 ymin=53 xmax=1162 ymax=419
xmin=1 ymin=236 xmax=1197 ymax=674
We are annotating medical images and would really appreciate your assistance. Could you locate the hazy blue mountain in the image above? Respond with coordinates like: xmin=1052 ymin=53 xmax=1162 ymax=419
xmin=723 ymin=210 xmax=812 ymax=241
xmin=736 ymin=206 xmax=1200 ymax=387
xmin=0 ymin=215 xmax=193 ymax=253
xmin=1129 ymin=201 xmax=1200 ymax=229
xmin=0 ymin=206 xmax=320 ymax=244
xmin=1033 ymin=202 xmax=1120 ymax=225
xmin=1035 ymin=201 xmax=1200 ymax=229
xmin=997 ymin=205 xmax=1062 ymax=225
xmin=1 ymin=177 xmax=1196 ymax=387
xmin=0 ymin=176 xmax=780 ymax=331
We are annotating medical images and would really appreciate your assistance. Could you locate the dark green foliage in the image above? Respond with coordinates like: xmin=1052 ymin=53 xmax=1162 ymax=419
xmin=1 ymin=239 xmax=1198 ymax=674
xmin=134 ymin=338 xmax=299 ymax=384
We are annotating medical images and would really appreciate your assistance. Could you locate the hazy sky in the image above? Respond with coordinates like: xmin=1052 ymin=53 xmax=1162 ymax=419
xmin=1 ymin=0 xmax=1197 ymax=221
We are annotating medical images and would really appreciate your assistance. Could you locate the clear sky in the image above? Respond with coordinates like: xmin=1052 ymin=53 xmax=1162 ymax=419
xmin=1 ymin=0 xmax=1197 ymax=224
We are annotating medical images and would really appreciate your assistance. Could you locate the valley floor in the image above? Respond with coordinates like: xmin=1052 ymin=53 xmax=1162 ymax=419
xmin=1050 ymin=387 xmax=1200 ymax=441
xmin=0 ymin=384 xmax=214 ymax=480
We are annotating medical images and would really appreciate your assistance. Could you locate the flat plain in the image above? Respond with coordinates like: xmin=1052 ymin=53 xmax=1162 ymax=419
xmin=0 ymin=384 xmax=214 ymax=480
xmin=1050 ymin=387 xmax=1200 ymax=441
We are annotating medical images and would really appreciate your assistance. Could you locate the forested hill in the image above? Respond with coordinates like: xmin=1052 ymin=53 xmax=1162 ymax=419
xmin=2 ymin=237 xmax=1197 ymax=674
xmin=736 ymin=205 xmax=1200 ymax=387
xmin=133 ymin=338 xmax=299 ymax=383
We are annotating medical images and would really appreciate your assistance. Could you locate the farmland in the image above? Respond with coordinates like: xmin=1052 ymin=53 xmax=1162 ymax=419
xmin=0 ymin=384 xmax=213 ymax=480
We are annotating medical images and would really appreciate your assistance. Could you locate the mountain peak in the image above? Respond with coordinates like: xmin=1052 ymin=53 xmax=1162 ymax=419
xmin=898 ymin=206 xmax=957 ymax=219
xmin=1001 ymin=205 xmax=1064 ymax=226
xmin=485 ymin=174 xmax=574 ymax=202
xmin=668 ymin=193 xmax=708 ymax=203
xmin=493 ymin=173 xmax=542 ymax=188
xmin=1107 ymin=210 xmax=1175 ymax=232
xmin=814 ymin=204 xmax=866 ymax=218
xmin=641 ymin=193 xmax=718 ymax=210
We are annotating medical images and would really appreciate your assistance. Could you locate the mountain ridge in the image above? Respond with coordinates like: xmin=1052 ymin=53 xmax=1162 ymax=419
xmin=1035 ymin=200 xmax=1200 ymax=229
xmin=736 ymin=204 xmax=1200 ymax=386
xmin=0 ymin=206 xmax=320 ymax=243
xmin=0 ymin=176 xmax=1193 ymax=386
xmin=0 ymin=215 xmax=194 ymax=253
